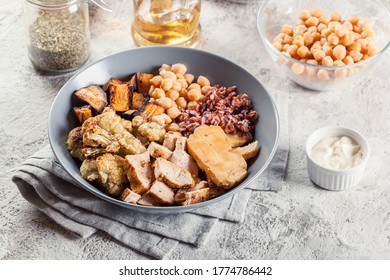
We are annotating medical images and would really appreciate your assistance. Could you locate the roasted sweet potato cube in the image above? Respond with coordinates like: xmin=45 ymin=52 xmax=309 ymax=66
xmin=128 ymin=74 xmax=137 ymax=89
xmin=102 ymin=78 xmax=123 ymax=91
xmin=132 ymin=92 xmax=146 ymax=109
xmin=136 ymin=72 xmax=154 ymax=93
xmin=109 ymin=83 xmax=131 ymax=112
xmin=74 ymin=85 xmax=108 ymax=112
xmin=73 ymin=105 xmax=93 ymax=124
xmin=140 ymin=103 xmax=164 ymax=120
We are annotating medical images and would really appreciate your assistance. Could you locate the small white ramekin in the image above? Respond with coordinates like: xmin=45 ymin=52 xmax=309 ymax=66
xmin=306 ymin=126 xmax=370 ymax=191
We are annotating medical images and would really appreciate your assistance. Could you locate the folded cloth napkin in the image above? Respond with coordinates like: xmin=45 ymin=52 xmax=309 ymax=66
xmin=12 ymin=91 xmax=288 ymax=259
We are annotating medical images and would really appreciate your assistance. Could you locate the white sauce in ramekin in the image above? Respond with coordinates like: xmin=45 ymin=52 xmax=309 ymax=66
xmin=311 ymin=136 xmax=364 ymax=170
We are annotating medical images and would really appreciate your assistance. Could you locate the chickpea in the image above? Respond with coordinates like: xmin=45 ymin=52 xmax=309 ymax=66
xmin=165 ymin=123 xmax=180 ymax=132
xmin=197 ymin=75 xmax=211 ymax=87
xmin=307 ymin=26 xmax=317 ymax=33
xmin=166 ymin=106 xmax=181 ymax=119
xmin=367 ymin=47 xmax=378 ymax=57
xmin=198 ymin=94 xmax=206 ymax=102
xmin=328 ymin=21 xmax=341 ymax=30
xmin=150 ymin=75 xmax=163 ymax=88
xmin=310 ymin=43 xmax=321 ymax=53
xmin=299 ymin=10 xmax=311 ymax=21
xmin=296 ymin=24 xmax=308 ymax=33
xmin=151 ymin=115 xmax=165 ymax=127
xmin=333 ymin=60 xmax=345 ymax=66
xmin=179 ymin=88 xmax=188 ymax=99
xmin=349 ymin=50 xmax=363 ymax=62
xmin=317 ymin=23 xmax=327 ymax=33
xmin=297 ymin=45 xmax=310 ymax=58
xmin=322 ymin=45 xmax=333 ymax=57
xmin=330 ymin=11 xmax=341 ymax=21
xmin=340 ymin=32 xmax=354 ymax=46
xmin=362 ymin=28 xmax=374 ymax=39
xmin=348 ymin=16 xmax=359 ymax=26
xmin=305 ymin=17 xmax=319 ymax=27
xmin=184 ymin=73 xmax=195 ymax=85
xmin=283 ymin=35 xmax=293 ymax=45
xmin=334 ymin=25 xmax=347 ymax=38
xmin=318 ymin=16 xmax=330 ymax=25
xmin=300 ymin=58 xmax=308 ymax=63
xmin=333 ymin=45 xmax=347 ymax=60
xmin=303 ymin=32 xmax=314 ymax=46
xmin=327 ymin=33 xmax=339 ymax=45
xmin=317 ymin=69 xmax=330 ymax=81
xmin=353 ymin=25 xmax=362 ymax=34
xmin=282 ymin=44 xmax=291 ymax=52
xmin=159 ymin=64 xmax=171 ymax=72
xmin=201 ymin=85 xmax=212 ymax=95
xmin=156 ymin=97 xmax=173 ymax=109
xmin=273 ymin=41 xmax=283 ymax=51
xmin=281 ymin=24 xmax=293 ymax=35
xmin=291 ymin=62 xmax=305 ymax=74
xmin=343 ymin=55 xmax=354 ymax=65
xmin=293 ymin=35 xmax=304 ymax=48
xmin=321 ymin=56 xmax=334 ymax=66
xmin=287 ymin=45 xmax=299 ymax=57
xmin=171 ymin=81 xmax=182 ymax=91
xmin=357 ymin=19 xmax=368 ymax=29
xmin=175 ymin=73 xmax=185 ymax=80
xmin=334 ymin=68 xmax=348 ymax=79
xmin=160 ymin=70 xmax=177 ymax=81
xmin=166 ymin=89 xmax=179 ymax=101
xmin=307 ymin=59 xmax=318 ymax=65
xmin=312 ymin=32 xmax=321 ymax=42
xmin=321 ymin=28 xmax=333 ymax=39
xmin=187 ymin=101 xmax=198 ymax=109
xmin=171 ymin=63 xmax=187 ymax=75
xmin=161 ymin=78 xmax=174 ymax=91
xmin=347 ymin=42 xmax=361 ymax=52
xmin=311 ymin=8 xmax=324 ymax=18
xmin=343 ymin=21 xmax=353 ymax=31
xmin=187 ymin=89 xmax=202 ymax=101
xmin=151 ymin=88 xmax=166 ymax=99
xmin=175 ymin=97 xmax=187 ymax=108
xmin=177 ymin=78 xmax=188 ymax=89
xmin=313 ymin=49 xmax=326 ymax=62
xmin=304 ymin=66 xmax=317 ymax=81
xmin=187 ymin=83 xmax=201 ymax=90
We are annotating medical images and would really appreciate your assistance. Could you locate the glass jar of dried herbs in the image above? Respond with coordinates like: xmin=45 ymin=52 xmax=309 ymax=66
xmin=23 ymin=0 xmax=90 ymax=73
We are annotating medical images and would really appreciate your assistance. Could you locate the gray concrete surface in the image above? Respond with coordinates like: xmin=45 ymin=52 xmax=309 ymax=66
xmin=1 ymin=0 xmax=390 ymax=259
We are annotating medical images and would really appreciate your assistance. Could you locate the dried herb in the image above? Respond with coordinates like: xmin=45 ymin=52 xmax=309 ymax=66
xmin=28 ymin=7 xmax=90 ymax=72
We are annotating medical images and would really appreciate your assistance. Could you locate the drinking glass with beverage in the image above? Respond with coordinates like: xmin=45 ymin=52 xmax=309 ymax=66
xmin=131 ymin=0 xmax=201 ymax=47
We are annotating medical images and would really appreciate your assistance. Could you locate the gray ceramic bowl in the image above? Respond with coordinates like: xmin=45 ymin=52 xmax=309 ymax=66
xmin=48 ymin=46 xmax=279 ymax=214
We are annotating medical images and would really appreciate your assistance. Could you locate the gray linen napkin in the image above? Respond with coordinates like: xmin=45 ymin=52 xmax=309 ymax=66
xmin=12 ymin=91 xmax=288 ymax=259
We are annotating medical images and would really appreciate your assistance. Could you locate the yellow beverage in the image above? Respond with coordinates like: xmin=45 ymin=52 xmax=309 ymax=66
xmin=131 ymin=0 xmax=201 ymax=47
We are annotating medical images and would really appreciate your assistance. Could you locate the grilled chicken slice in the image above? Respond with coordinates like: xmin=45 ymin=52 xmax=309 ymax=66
xmin=234 ymin=140 xmax=260 ymax=160
xmin=162 ymin=132 xmax=181 ymax=151
xmin=174 ymin=180 xmax=209 ymax=204
xmin=124 ymin=152 xmax=154 ymax=195
xmin=169 ymin=137 xmax=199 ymax=177
xmin=148 ymin=142 xmax=173 ymax=159
xmin=147 ymin=181 xmax=175 ymax=206
xmin=154 ymin=158 xmax=194 ymax=188
xmin=120 ymin=188 xmax=141 ymax=204
xmin=137 ymin=192 xmax=159 ymax=206
xmin=183 ymin=187 xmax=225 ymax=205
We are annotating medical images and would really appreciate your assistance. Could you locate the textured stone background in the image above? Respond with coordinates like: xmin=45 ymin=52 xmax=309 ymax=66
xmin=1 ymin=0 xmax=390 ymax=259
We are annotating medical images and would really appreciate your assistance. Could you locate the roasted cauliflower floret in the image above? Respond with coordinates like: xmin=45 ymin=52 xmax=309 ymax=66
xmin=96 ymin=153 xmax=128 ymax=197
xmin=116 ymin=132 xmax=146 ymax=156
xmin=132 ymin=115 xmax=145 ymax=128
xmin=82 ymin=124 xmax=120 ymax=152
xmin=97 ymin=107 xmax=133 ymax=135
xmin=137 ymin=122 xmax=166 ymax=143
xmin=66 ymin=126 xmax=84 ymax=161
xmin=80 ymin=158 xmax=99 ymax=182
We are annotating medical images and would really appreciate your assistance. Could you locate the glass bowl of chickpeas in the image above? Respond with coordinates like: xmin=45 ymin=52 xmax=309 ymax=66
xmin=257 ymin=0 xmax=390 ymax=91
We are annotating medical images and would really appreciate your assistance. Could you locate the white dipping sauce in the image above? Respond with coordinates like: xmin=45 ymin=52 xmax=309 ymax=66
xmin=311 ymin=136 xmax=364 ymax=170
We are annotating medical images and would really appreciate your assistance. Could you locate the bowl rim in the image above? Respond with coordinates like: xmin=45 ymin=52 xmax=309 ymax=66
xmin=305 ymin=126 xmax=370 ymax=174
xmin=48 ymin=46 xmax=280 ymax=213
xmin=256 ymin=0 xmax=390 ymax=70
